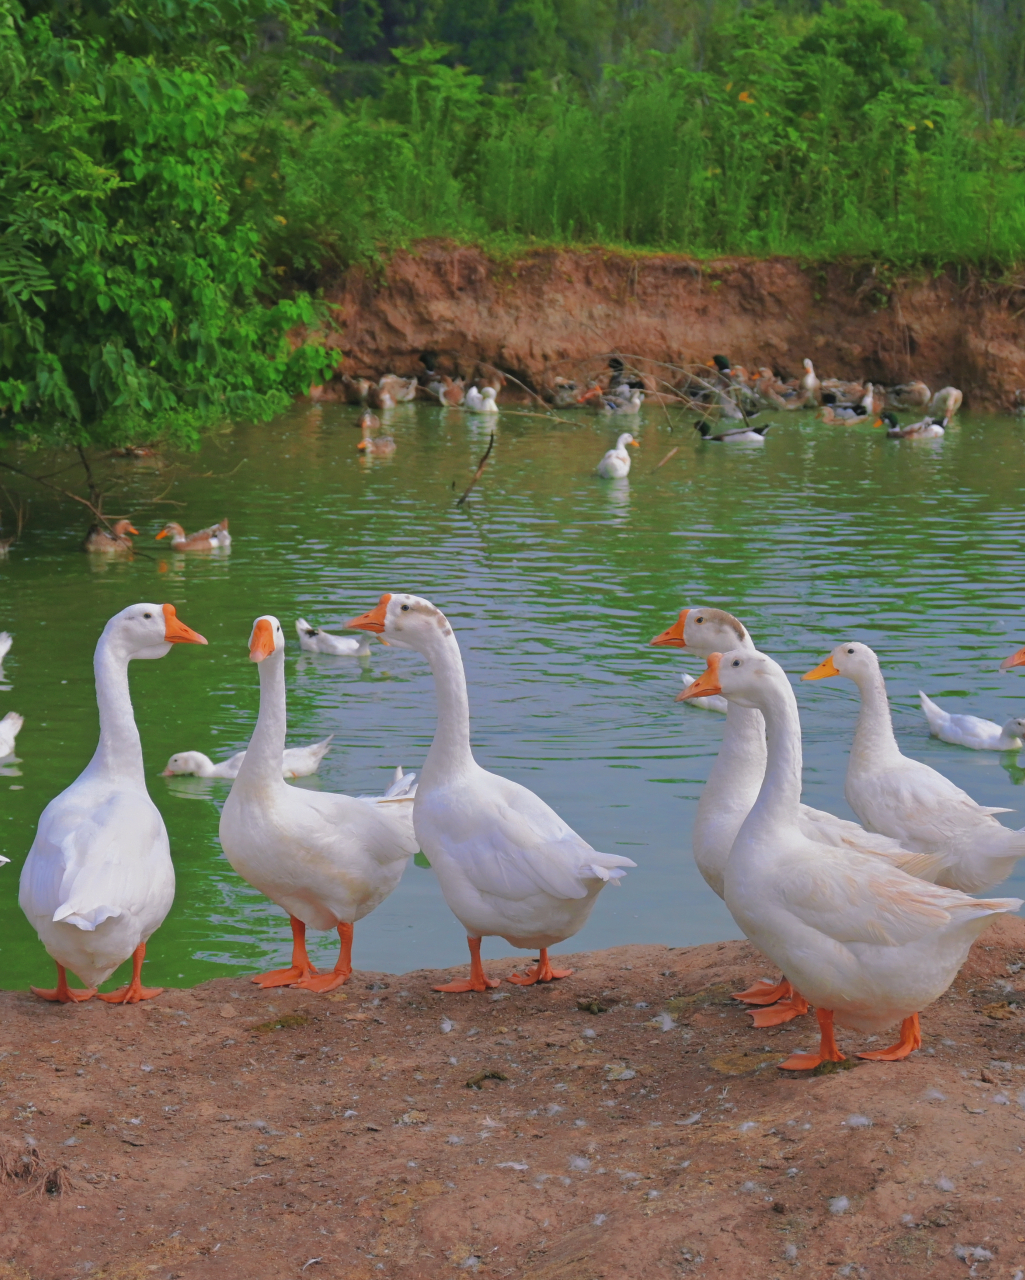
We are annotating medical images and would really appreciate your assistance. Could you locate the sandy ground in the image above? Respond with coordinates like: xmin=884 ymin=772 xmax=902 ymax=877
xmin=3 ymin=922 xmax=1025 ymax=1280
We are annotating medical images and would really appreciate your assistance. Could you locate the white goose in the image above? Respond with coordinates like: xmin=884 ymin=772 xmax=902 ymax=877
xmin=805 ymin=642 xmax=1025 ymax=891
xmin=0 ymin=632 xmax=12 ymax=664
xmin=295 ymin=619 xmax=372 ymax=657
xmin=348 ymin=594 xmax=635 ymax=989
xmin=19 ymin=604 xmax=207 ymax=1003
xmin=0 ymin=711 xmax=23 ymax=757
xmin=465 ymin=385 xmax=499 ymax=413
xmin=218 ymin=617 xmax=418 ymax=993
xmin=919 ymin=692 xmax=1025 ymax=751
xmin=162 ymin=735 xmax=336 ymax=779
xmin=596 ymin=433 xmax=638 ymax=478
xmin=651 ymin=608 xmax=941 ymax=1024
xmin=684 ymin=649 xmax=1021 ymax=1069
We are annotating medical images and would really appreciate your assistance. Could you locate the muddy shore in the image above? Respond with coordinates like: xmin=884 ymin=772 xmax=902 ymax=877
xmin=3 ymin=922 xmax=1025 ymax=1279
xmin=323 ymin=242 xmax=1025 ymax=411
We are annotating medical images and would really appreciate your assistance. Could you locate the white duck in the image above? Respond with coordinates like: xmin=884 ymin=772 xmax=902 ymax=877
xmin=0 ymin=711 xmax=24 ymax=757
xmin=295 ymin=619 xmax=372 ymax=657
xmin=219 ymin=617 xmax=418 ymax=993
xmin=651 ymin=608 xmax=941 ymax=1024
xmin=804 ymin=642 xmax=1025 ymax=891
xmin=801 ymin=357 xmax=821 ymax=406
xmin=684 ymin=649 xmax=1021 ymax=1069
xmin=19 ymin=603 xmax=207 ymax=1003
xmin=919 ymin=692 xmax=1025 ymax=751
xmin=0 ymin=632 xmax=12 ymax=663
xmin=162 ymin=735 xmax=336 ymax=779
xmin=348 ymin=593 xmax=635 ymax=989
xmin=596 ymin=433 xmax=638 ymax=478
xmin=465 ymin=385 xmax=499 ymax=413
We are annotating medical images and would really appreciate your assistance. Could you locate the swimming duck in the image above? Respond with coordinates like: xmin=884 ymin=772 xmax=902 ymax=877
xmin=162 ymin=735 xmax=336 ymax=780
xmin=465 ymin=385 xmax=499 ymax=413
xmin=918 ymin=692 xmax=1025 ymax=751
xmin=295 ymin=619 xmax=372 ymax=657
xmin=0 ymin=632 xmax=11 ymax=664
xmin=358 ymin=418 xmax=396 ymax=456
xmin=684 ymin=649 xmax=1021 ymax=1069
xmin=427 ymin=375 xmax=466 ymax=406
xmin=348 ymin=594 xmax=635 ymax=989
xmin=19 ymin=603 xmax=207 ymax=1003
xmin=929 ymin=386 xmax=963 ymax=425
xmin=599 ymin=389 xmax=643 ymax=415
xmin=804 ymin=642 xmax=1025 ymax=891
xmin=694 ymin=421 xmax=771 ymax=444
xmin=155 ymin=519 xmax=231 ymax=551
xmin=0 ymin=711 xmax=23 ymax=758
xmin=84 ymin=520 xmax=138 ymax=554
xmin=819 ymin=393 xmax=869 ymax=425
xmin=652 ymin=607 xmax=939 ymax=1025
xmin=219 ymin=617 xmax=418 ymax=992
xmin=596 ymin=433 xmax=638 ymax=478
xmin=878 ymin=412 xmax=944 ymax=439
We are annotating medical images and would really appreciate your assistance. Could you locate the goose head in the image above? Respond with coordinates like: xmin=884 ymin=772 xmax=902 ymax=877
xmin=803 ymin=640 xmax=878 ymax=685
xmin=162 ymin=750 xmax=211 ymax=776
xmin=103 ymin=602 xmax=207 ymax=661
xmin=678 ymin=647 xmax=785 ymax=710
xmin=155 ymin=522 xmax=186 ymax=542
xmin=650 ymin=606 xmax=754 ymax=659
xmin=348 ymin=592 xmax=450 ymax=655
xmin=249 ymin=615 xmax=286 ymax=662
xmin=615 ymin=433 xmax=638 ymax=451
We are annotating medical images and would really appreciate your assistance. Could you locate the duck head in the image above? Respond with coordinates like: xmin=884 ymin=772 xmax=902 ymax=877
xmin=112 ymin=519 xmax=139 ymax=537
xmin=249 ymin=615 xmax=285 ymax=662
xmin=803 ymin=640 xmax=877 ymax=684
xmin=348 ymin=593 xmax=451 ymax=654
xmin=103 ymin=602 xmax=207 ymax=661
xmin=155 ymin=522 xmax=186 ymax=541
xmin=678 ymin=648 xmax=784 ymax=709
xmin=615 ymin=433 xmax=639 ymax=450
xmin=650 ymin=607 xmax=753 ymax=660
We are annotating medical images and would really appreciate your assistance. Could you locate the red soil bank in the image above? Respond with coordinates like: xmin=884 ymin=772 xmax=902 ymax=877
xmin=323 ymin=242 xmax=1025 ymax=409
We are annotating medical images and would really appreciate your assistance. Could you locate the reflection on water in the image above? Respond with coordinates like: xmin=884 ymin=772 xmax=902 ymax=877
xmin=1 ymin=401 xmax=1025 ymax=990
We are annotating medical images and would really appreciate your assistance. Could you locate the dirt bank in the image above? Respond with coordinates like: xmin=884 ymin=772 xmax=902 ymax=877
xmin=324 ymin=243 xmax=1025 ymax=410
xmin=3 ymin=922 xmax=1025 ymax=1279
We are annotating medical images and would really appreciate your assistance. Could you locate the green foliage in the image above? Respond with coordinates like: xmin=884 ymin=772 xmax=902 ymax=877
xmin=0 ymin=0 xmax=334 ymax=450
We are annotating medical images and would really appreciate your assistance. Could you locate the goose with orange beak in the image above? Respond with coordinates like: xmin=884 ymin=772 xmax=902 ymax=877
xmin=685 ymin=648 xmax=1021 ymax=1069
xmin=804 ymin=642 xmax=1025 ymax=892
xmin=19 ymin=604 xmax=207 ymax=1003
xmin=219 ymin=616 xmax=418 ymax=993
xmin=348 ymin=593 xmax=635 ymax=991
xmin=652 ymin=607 xmax=934 ymax=1026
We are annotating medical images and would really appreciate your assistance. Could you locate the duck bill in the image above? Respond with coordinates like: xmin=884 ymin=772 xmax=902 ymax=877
xmin=249 ymin=618 xmax=275 ymax=662
xmin=651 ymin=609 xmax=688 ymax=648
xmin=628 ymin=440 xmax=639 ymax=447
xmin=803 ymin=654 xmax=839 ymax=680
xmin=126 ymin=524 xmax=140 ymax=536
xmin=155 ymin=528 xmax=171 ymax=541
xmin=348 ymin=594 xmax=392 ymax=633
xmin=677 ymin=653 xmax=722 ymax=700
xmin=162 ymin=603 xmax=207 ymax=645
xmin=1000 ymin=646 xmax=1025 ymax=672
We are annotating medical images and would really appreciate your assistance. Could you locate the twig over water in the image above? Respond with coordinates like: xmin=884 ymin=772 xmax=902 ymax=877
xmin=456 ymin=433 xmax=495 ymax=506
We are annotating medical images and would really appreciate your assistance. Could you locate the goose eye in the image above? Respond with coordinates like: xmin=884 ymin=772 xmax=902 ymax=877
xmin=401 ymin=605 xmax=409 ymax=612
xmin=143 ymin=612 xmax=152 ymax=619
xmin=732 ymin=659 xmax=740 ymax=667
xmin=847 ymin=648 xmax=855 ymax=654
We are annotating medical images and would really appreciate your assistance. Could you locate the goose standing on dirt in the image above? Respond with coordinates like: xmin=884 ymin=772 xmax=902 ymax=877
xmin=163 ymin=735 xmax=336 ymax=780
xmin=652 ymin=607 xmax=939 ymax=1025
xmin=155 ymin=519 xmax=231 ymax=551
xmin=919 ymin=692 xmax=1025 ymax=751
xmin=596 ymin=433 xmax=638 ymax=478
xmin=348 ymin=594 xmax=635 ymax=989
xmin=85 ymin=519 xmax=138 ymax=554
xmin=295 ymin=619 xmax=372 ymax=657
xmin=683 ymin=649 xmax=1022 ymax=1069
xmin=805 ymin=642 xmax=1025 ymax=891
xmin=219 ymin=617 xmax=417 ymax=992
xmin=19 ymin=603 xmax=207 ymax=1003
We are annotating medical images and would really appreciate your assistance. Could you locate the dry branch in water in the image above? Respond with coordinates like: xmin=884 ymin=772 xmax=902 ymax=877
xmin=456 ymin=433 xmax=495 ymax=506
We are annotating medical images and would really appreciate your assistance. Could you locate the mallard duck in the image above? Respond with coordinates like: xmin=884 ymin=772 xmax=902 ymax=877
xmin=919 ymin=692 xmax=1025 ymax=751
xmin=596 ymin=433 xmax=638 ymax=477
xmin=694 ymin=420 xmax=771 ymax=444
xmin=877 ymin=412 xmax=944 ymax=439
xmin=155 ymin=519 xmax=231 ymax=551
xmin=84 ymin=520 xmax=137 ymax=554
xmin=348 ymin=593 xmax=635 ymax=989
xmin=295 ymin=619 xmax=372 ymax=656
xmin=598 ymin=389 xmax=643 ymax=414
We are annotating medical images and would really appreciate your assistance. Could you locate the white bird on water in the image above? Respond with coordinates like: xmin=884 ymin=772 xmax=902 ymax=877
xmin=596 ymin=433 xmax=638 ymax=478
xmin=919 ymin=692 xmax=1025 ymax=751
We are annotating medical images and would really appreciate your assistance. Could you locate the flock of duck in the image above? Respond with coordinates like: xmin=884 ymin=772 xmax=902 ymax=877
xmin=5 ymin=591 xmax=1025 ymax=1076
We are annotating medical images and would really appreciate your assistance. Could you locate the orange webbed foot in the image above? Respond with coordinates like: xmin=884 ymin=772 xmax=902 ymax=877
xmin=507 ymin=948 xmax=573 ymax=985
xmin=30 ymin=980 xmax=96 ymax=1003
xmin=857 ymin=1014 xmax=921 ymax=1062
xmin=734 ymin=977 xmax=793 ymax=1005
xmin=778 ymin=1008 xmax=845 ymax=1071
xmin=98 ymin=982 xmax=164 ymax=1004
xmin=292 ymin=969 xmax=351 ymax=993
xmin=252 ymin=965 xmax=318 ymax=989
xmin=748 ymin=993 xmax=810 ymax=1027
xmin=433 ymin=975 xmax=501 ymax=993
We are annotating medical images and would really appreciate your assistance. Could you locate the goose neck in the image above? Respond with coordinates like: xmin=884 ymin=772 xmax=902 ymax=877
xmin=743 ymin=678 xmax=804 ymax=836
xmin=89 ymin=637 xmax=145 ymax=786
xmin=420 ymin=625 xmax=475 ymax=777
xmin=849 ymin=662 xmax=901 ymax=763
xmin=236 ymin=650 xmax=288 ymax=788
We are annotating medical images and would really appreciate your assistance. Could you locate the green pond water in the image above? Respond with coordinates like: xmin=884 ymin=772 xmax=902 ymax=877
xmin=2 ymin=401 xmax=1025 ymax=992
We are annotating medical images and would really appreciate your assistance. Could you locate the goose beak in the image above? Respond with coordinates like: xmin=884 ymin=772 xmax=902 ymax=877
xmin=155 ymin=528 xmax=170 ymax=540
xmin=650 ymin=609 xmax=688 ymax=648
xmin=677 ymin=654 xmax=722 ymax=700
xmin=628 ymin=440 xmax=639 ymax=447
xmin=249 ymin=618 xmax=275 ymax=662
xmin=348 ymin=594 xmax=392 ymax=633
xmin=162 ymin=603 xmax=207 ymax=645
xmin=1000 ymin=646 xmax=1025 ymax=672
xmin=126 ymin=524 xmax=140 ymax=536
xmin=803 ymin=654 xmax=839 ymax=680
